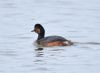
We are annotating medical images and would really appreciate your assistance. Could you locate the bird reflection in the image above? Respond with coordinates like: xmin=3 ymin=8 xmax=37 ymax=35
xmin=35 ymin=48 xmax=44 ymax=51
xmin=35 ymin=48 xmax=44 ymax=57
xmin=34 ymin=48 xmax=45 ymax=63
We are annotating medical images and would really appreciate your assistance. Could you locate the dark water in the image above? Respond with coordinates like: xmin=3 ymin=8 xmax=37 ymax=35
xmin=0 ymin=0 xmax=100 ymax=73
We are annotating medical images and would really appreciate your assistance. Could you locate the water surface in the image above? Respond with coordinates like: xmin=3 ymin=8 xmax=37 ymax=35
xmin=0 ymin=0 xmax=100 ymax=73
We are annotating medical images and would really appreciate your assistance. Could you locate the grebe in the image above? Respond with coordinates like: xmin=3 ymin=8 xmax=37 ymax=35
xmin=31 ymin=24 xmax=73 ymax=47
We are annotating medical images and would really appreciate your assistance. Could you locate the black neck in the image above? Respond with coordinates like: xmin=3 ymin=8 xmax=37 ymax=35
xmin=37 ymin=27 xmax=45 ymax=40
xmin=38 ymin=33 xmax=45 ymax=40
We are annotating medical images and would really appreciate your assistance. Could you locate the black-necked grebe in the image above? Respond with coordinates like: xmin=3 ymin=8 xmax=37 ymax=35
xmin=31 ymin=23 xmax=73 ymax=47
